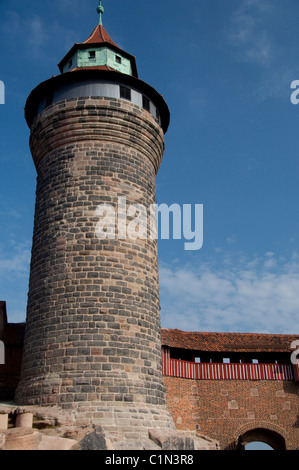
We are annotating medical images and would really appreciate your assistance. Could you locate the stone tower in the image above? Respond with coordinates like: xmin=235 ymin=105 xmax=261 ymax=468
xmin=15 ymin=3 xmax=175 ymax=438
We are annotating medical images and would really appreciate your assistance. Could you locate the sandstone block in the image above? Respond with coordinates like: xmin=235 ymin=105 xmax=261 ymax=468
xmin=148 ymin=429 xmax=195 ymax=450
xmin=2 ymin=429 xmax=42 ymax=450
xmin=15 ymin=412 xmax=33 ymax=429
xmin=38 ymin=435 xmax=78 ymax=451
xmin=0 ymin=413 xmax=8 ymax=430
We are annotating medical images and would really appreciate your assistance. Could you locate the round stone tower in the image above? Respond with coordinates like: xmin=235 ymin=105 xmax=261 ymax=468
xmin=15 ymin=4 xmax=175 ymax=437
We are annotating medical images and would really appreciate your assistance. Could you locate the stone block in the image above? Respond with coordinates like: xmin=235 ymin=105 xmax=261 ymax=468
xmin=0 ymin=414 xmax=8 ymax=430
xmin=15 ymin=412 xmax=33 ymax=429
xmin=38 ymin=435 xmax=78 ymax=451
xmin=148 ymin=429 xmax=195 ymax=450
xmin=0 ymin=433 xmax=5 ymax=450
xmin=78 ymin=426 xmax=109 ymax=450
xmin=228 ymin=400 xmax=239 ymax=410
xmin=2 ymin=429 xmax=42 ymax=450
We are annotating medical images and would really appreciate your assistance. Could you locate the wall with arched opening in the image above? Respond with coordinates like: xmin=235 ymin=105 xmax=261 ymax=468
xmin=237 ymin=426 xmax=286 ymax=450
xmin=163 ymin=376 xmax=299 ymax=450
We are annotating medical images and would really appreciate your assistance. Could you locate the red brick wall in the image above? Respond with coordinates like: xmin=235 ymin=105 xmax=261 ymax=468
xmin=163 ymin=376 xmax=299 ymax=449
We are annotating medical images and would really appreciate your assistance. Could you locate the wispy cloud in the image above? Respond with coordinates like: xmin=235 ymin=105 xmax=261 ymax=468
xmin=0 ymin=10 xmax=77 ymax=58
xmin=0 ymin=202 xmax=22 ymax=219
xmin=0 ymin=241 xmax=31 ymax=322
xmin=159 ymin=251 xmax=299 ymax=334
xmin=227 ymin=0 xmax=274 ymax=66
xmin=1 ymin=12 xmax=48 ymax=54
xmin=25 ymin=15 xmax=49 ymax=50
xmin=0 ymin=242 xmax=31 ymax=279
xmin=253 ymin=65 xmax=299 ymax=102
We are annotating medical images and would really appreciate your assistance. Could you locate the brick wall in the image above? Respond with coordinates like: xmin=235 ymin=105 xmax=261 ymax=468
xmin=163 ymin=376 xmax=299 ymax=449
xmin=14 ymin=97 xmax=175 ymax=436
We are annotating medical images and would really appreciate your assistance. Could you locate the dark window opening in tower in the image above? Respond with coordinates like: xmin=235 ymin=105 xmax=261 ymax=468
xmin=119 ymin=85 xmax=131 ymax=101
xmin=143 ymin=95 xmax=150 ymax=111
xmin=156 ymin=108 xmax=160 ymax=124
xmin=45 ymin=90 xmax=53 ymax=108
xmin=89 ymin=51 xmax=96 ymax=60
xmin=115 ymin=55 xmax=122 ymax=64
xmin=68 ymin=59 xmax=72 ymax=68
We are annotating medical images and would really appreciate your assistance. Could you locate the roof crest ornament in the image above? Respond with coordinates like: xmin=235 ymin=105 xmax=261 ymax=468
xmin=97 ymin=1 xmax=105 ymax=26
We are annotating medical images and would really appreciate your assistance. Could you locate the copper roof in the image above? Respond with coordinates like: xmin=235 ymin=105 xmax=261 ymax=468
xmin=161 ymin=328 xmax=298 ymax=353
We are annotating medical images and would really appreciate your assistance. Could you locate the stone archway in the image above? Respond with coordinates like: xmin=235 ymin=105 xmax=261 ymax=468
xmin=238 ymin=427 xmax=286 ymax=450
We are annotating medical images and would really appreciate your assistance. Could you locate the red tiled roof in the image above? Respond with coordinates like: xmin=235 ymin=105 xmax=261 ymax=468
xmin=83 ymin=25 xmax=119 ymax=48
xmin=69 ymin=65 xmax=121 ymax=73
xmin=161 ymin=328 xmax=298 ymax=353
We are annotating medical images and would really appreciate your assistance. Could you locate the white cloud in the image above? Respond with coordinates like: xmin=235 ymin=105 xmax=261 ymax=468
xmin=0 ymin=242 xmax=31 ymax=279
xmin=159 ymin=251 xmax=299 ymax=334
xmin=253 ymin=65 xmax=299 ymax=102
xmin=0 ymin=201 xmax=22 ymax=219
xmin=0 ymin=11 xmax=77 ymax=57
xmin=0 ymin=242 xmax=31 ymax=322
xmin=227 ymin=0 xmax=274 ymax=66
xmin=1 ymin=12 xmax=48 ymax=53
xmin=25 ymin=15 xmax=49 ymax=50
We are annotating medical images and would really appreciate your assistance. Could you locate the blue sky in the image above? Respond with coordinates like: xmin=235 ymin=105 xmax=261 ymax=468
xmin=0 ymin=0 xmax=299 ymax=334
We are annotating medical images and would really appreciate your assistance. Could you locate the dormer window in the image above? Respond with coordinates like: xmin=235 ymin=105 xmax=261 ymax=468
xmin=89 ymin=51 xmax=96 ymax=60
xmin=115 ymin=55 xmax=122 ymax=64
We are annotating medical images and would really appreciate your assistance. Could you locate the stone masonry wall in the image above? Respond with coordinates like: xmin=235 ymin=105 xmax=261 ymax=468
xmin=163 ymin=376 xmax=299 ymax=449
xmin=15 ymin=97 xmax=175 ymax=439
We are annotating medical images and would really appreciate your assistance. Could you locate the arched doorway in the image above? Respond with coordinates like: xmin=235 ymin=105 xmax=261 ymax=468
xmin=245 ymin=441 xmax=273 ymax=450
xmin=238 ymin=428 xmax=286 ymax=450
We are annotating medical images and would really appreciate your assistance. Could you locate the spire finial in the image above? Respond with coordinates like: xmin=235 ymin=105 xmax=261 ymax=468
xmin=97 ymin=1 xmax=104 ymax=26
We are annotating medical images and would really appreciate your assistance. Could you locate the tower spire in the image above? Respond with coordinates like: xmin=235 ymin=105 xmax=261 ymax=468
xmin=97 ymin=0 xmax=104 ymax=26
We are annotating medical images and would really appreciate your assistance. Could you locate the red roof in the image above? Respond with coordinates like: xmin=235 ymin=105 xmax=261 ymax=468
xmin=83 ymin=25 xmax=119 ymax=48
xmin=69 ymin=65 xmax=121 ymax=73
xmin=161 ymin=328 xmax=298 ymax=353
